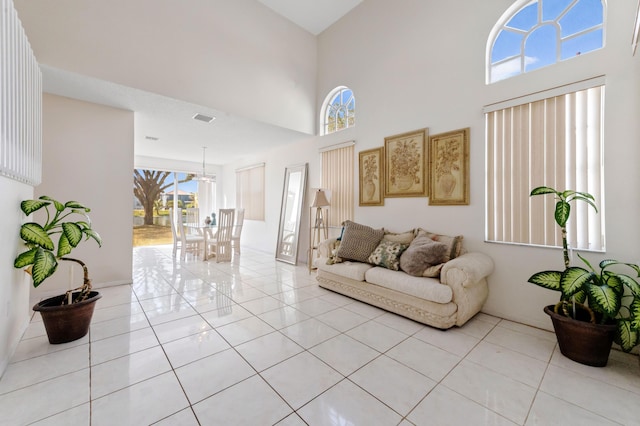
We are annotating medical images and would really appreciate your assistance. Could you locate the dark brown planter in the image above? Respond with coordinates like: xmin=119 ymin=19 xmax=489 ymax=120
xmin=33 ymin=291 xmax=102 ymax=344
xmin=544 ymin=305 xmax=616 ymax=367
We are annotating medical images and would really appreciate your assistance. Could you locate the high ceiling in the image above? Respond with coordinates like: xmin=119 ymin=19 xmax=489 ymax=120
xmin=39 ymin=0 xmax=363 ymax=167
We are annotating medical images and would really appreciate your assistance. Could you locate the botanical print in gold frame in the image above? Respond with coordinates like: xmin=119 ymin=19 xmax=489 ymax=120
xmin=384 ymin=128 xmax=428 ymax=198
xmin=359 ymin=147 xmax=384 ymax=206
xmin=428 ymin=127 xmax=470 ymax=205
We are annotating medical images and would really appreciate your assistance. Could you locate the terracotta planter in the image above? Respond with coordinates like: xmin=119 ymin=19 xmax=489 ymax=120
xmin=544 ymin=305 xmax=616 ymax=367
xmin=33 ymin=291 xmax=101 ymax=344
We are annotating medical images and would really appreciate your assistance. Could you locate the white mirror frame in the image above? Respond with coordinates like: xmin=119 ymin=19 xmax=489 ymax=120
xmin=275 ymin=163 xmax=308 ymax=264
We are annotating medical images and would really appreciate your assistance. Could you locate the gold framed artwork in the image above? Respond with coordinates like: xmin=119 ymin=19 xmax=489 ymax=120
xmin=384 ymin=128 xmax=428 ymax=197
xmin=359 ymin=147 xmax=384 ymax=206
xmin=428 ymin=127 xmax=470 ymax=205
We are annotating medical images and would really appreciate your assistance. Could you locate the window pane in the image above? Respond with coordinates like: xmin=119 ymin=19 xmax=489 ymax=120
xmin=524 ymin=25 xmax=557 ymax=72
xmin=491 ymin=56 xmax=522 ymax=82
xmin=492 ymin=30 xmax=523 ymax=63
xmin=506 ymin=3 xmax=538 ymax=31
xmin=559 ymin=0 xmax=603 ymax=37
xmin=542 ymin=0 xmax=573 ymax=21
xmin=561 ymin=29 xmax=603 ymax=59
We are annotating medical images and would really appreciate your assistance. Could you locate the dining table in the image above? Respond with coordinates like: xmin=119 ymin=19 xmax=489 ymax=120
xmin=184 ymin=222 xmax=217 ymax=261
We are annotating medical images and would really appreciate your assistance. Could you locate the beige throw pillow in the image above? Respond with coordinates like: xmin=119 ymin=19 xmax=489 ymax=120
xmin=336 ymin=220 xmax=384 ymax=263
xmin=400 ymin=235 xmax=448 ymax=277
xmin=415 ymin=229 xmax=463 ymax=262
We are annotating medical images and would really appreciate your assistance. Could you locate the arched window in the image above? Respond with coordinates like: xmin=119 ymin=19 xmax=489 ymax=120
xmin=321 ymin=86 xmax=355 ymax=135
xmin=487 ymin=0 xmax=605 ymax=83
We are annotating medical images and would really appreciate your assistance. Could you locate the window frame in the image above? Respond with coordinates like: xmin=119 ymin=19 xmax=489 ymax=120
xmin=320 ymin=86 xmax=355 ymax=135
xmin=487 ymin=0 xmax=606 ymax=84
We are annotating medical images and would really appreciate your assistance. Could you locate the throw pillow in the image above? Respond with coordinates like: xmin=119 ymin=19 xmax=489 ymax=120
xmin=368 ymin=240 xmax=408 ymax=271
xmin=399 ymin=235 xmax=448 ymax=277
xmin=382 ymin=229 xmax=415 ymax=245
xmin=326 ymin=241 xmax=343 ymax=265
xmin=415 ymin=229 xmax=464 ymax=262
xmin=335 ymin=220 xmax=384 ymax=262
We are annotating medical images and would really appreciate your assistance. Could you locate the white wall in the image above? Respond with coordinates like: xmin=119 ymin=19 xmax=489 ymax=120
xmin=33 ymin=94 xmax=134 ymax=298
xmin=223 ymin=136 xmax=317 ymax=258
xmin=0 ymin=178 xmax=34 ymax=376
xmin=232 ymin=0 xmax=640 ymax=331
xmin=14 ymin=0 xmax=318 ymax=135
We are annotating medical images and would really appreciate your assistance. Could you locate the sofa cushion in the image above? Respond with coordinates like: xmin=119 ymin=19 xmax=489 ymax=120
xmin=368 ymin=241 xmax=408 ymax=271
xmin=316 ymin=258 xmax=374 ymax=281
xmin=416 ymin=229 xmax=463 ymax=262
xmin=399 ymin=235 xmax=448 ymax=277
xmin=364 ymin=267 xmax=453 ymax=304
xmin=382 ymin=229 xmax=415 ymax=245
xmin=336 ymin=220 xmax=384 ymax=263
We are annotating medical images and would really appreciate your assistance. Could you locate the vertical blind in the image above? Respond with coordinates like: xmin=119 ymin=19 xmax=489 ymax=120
xmin=485 ymin=82 xmax=604 ymax=252
xmin=321 ymin=143 xmax=354 ymax=227
xmin=236 ymin=164 xmax=264 ymax=221
xmin=0 ymin=0 xmax=42 ymax=185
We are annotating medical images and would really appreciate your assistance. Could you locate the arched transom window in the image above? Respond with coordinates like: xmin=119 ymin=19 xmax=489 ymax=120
xmin=488 ymin=0 xmax=605 ymax=83
xmin=321 ymin=86 xmax=355 ymax=135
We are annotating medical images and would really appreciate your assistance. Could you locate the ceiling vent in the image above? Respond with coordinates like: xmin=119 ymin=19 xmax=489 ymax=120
xmin=192 ymin=113 xmax=216 ymax=123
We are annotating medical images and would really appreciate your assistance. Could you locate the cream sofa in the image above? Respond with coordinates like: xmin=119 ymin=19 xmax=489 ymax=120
xmin=314 ymin=230 xmax=494 ymax=329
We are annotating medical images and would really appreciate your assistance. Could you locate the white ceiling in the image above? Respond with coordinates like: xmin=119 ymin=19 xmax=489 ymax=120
xmin=257 ymin=0 xmax=362 ymax=35
xmin=41 ymin=0 xmax=363 ymax=167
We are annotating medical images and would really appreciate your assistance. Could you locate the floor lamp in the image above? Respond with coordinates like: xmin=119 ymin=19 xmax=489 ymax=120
xmin=309 ymin=189 xmax=330 ymax=271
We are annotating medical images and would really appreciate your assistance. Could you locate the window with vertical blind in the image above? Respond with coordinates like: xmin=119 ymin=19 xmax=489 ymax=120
xmin=236 ymin=163 xmax=265 ymax=221
xmin=321 ymin=142 xmax=354 ymax=227
xmin=485 ymin=78 xmax=605 ymax=252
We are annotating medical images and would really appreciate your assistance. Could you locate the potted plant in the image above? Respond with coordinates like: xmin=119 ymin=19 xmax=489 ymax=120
xmin=528 ymin=186 xmax=640 ymax=366
xmin=14 ymin=196 xmax=103 ymax=344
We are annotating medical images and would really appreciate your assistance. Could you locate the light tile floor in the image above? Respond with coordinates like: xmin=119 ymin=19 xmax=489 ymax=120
xmin=1 ymin=246 xmax=639 ymax=425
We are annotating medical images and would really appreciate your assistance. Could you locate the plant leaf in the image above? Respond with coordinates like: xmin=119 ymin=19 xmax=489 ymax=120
xmin=560 ymin=267 xmax=593 ymax=297
xmin=554 ymin=201 xmax=570 ymax=228
xmin=585 ymin=283 xmax=620 ymax=317
xmin=57 ymin=233 xmax=72 ymax=257
xmin=615 ymin=319 xmax=639 ymax=352
xmin=530 ymin=186 xmax=557 ymax=196
xmin=84 ymin=228 xmax=103 ymax=247
xmin=20 ymin=223 xmax=54 ymax=250
xmin=630 ymin=299 xmax=640 ymax=329
xmin=528 ymin=271 xmax=561 ymax=291
xmin=14 ymin=248 xmax=37 ymax=268
xmin=65 ymin=201 xmax=89 ymax=211
xmin=618 ymin=274 xmax=640 ymax=297
xmin=31 ymin=247 xmax=58 ymax=287
xmin=573 ymin=289 xmax=587 ymax=304
xmin=62 ymin=222 xmax=82 ymax=247
xmin=20 ymin=199 xmax=49 ymax=216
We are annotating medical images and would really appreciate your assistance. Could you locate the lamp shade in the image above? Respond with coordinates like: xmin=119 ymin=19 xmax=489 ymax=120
xmin=311 ymin=189 xmax=330 ymax=207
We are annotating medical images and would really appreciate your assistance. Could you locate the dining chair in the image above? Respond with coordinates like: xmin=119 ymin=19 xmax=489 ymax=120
xmin=231 ymin=208 xmax=245 ymax=254
xmin=169 ymin=208 xmax=205 ymax=260
xmin=207 ymin=208 xmax=235 ymax=263
xmin=184 ymin=207 xmax=201 ymax=236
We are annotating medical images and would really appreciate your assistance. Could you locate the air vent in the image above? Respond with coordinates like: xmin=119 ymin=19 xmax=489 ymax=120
xmin=192 ymin=113 xmax=216 ymax=123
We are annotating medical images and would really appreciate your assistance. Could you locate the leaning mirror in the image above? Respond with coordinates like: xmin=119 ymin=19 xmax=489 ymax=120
xmin=275 ymin=163 xmax=308 ymax=264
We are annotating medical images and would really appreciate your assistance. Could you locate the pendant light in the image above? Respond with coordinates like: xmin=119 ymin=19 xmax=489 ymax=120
xmin=194 ymin=146 xmax=213 ymax=182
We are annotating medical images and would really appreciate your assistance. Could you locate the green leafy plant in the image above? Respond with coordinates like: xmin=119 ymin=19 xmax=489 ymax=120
xmin=527 ymin=186 xmax=640 ymax=352
xmin=14 ymin=196 xmax=102 ymax=304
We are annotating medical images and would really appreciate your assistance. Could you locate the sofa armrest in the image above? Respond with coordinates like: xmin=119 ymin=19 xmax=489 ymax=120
xmin=440 ymin=252 xmax=493 ymax=326
xmin=318 ymin=238 xmax=339 ymax=258
xmin=440 ymin=252 xmax=494 ymax=288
